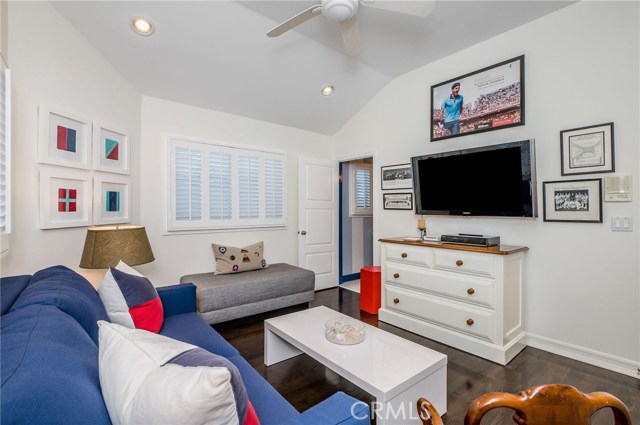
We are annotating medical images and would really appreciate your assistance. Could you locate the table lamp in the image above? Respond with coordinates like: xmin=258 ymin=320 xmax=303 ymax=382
xmin=79 ymin=225 xmax=155 ymax=269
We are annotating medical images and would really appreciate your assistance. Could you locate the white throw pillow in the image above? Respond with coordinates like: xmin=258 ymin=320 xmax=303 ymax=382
xmin=98 ymin=321 xmax=241 ymax=425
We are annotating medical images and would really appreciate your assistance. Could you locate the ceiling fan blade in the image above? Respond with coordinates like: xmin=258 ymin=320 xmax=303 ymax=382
xmin=360 ymin=0 xmax=435 ymax=17
xmin=340 ymin=18 xmax=361 ymax=55
xmin=267 ymin=5 xmax=323 ymax=37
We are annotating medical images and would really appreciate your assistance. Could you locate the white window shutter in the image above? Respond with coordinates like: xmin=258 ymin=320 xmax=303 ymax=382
xmin=238 ymin=154 xmax=259 ymax=220
xmin=0 ymin=68 xmax=10 ymax=248
xmin=174 ymin=146 xmax=202 ymax=221
xmin=264 ymin=157 xmax=284 ymax=219
xmin=168 ymin=137 xmax=286 ymax=231
xmin=355 ymin=168 xmax=371 ymax=209
xmin=208 ymin=151 xmax=232 ymax=221
xmin=350 ymin=164 xmax=372 ymax=217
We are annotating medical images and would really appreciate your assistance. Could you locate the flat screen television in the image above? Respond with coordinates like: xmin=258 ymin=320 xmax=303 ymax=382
xmin=411 ymin=140 xmax=537 ymax=217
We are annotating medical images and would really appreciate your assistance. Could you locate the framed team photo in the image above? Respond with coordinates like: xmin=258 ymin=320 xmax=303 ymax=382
xmin=542 ymin=178 xmax=602 ymax=223
xmin=381 ymin=163 xmax=413 ymax=190
xmin=430 ymin=55 xmax=525 ymax=142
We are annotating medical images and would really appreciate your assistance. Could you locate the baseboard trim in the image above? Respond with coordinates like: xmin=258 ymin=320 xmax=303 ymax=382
xmin=525 ymin=333 xmax=639 ymax=379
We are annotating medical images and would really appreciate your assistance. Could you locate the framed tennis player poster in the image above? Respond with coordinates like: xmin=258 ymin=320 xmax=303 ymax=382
xmin=430 ymin=55 xmax=525 ymax=142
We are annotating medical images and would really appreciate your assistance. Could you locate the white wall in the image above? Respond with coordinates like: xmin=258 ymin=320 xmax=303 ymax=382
xmin=138 ymin=96 xmax=334 ymax=284
xmin=0 ymin=1 xmax=141 ymax=278
xmin=335 ymin=1 xmax=640 ymax=376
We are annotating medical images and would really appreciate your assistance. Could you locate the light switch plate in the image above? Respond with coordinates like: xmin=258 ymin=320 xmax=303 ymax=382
xmin=611 ymin=216 xmax=633 ymax=231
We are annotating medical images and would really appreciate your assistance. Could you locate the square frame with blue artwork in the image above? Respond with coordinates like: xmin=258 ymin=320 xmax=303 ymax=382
xmin=93 ymin=122 xmax=130 ymax=174
xmin=38 ymin=105 xmax=91 ymax=169
xmin=93 ymin=174 xmax=131 ymax=225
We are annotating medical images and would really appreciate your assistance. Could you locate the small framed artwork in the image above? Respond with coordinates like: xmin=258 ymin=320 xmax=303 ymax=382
xmin=383 ymin=192 xmax=413 ymax=210
xmin=561 ymin=122 xmax=614 ymax=176
xmin=38 ymin=105 xmax=91 ymax=169
xmin=93 ymin=174 xmax=131 ymax=225
xmin=542 ymin=178 xmax=602 ymax=223
xmin=381 ymin=163 xmax=413 ymax=190
xmin=93 ymin=122 xmax=130 ymax=174
xmin=39 ymin=167 xmax=92 ymax=229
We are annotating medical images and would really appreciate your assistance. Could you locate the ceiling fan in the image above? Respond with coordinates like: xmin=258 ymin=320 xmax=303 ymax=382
xmin=267 ymin=0 xmax=435 ymax=54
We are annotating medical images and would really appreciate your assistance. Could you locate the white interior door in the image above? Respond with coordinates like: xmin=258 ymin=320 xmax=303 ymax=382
xmin=298 ymin=158 xmax=338 ymax=290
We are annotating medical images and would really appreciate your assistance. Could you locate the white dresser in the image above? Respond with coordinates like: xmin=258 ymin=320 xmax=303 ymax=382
xmin=379 ymin=238 xmax=528 ymax=365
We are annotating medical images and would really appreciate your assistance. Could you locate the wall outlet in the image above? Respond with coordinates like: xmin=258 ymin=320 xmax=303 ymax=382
xmin=611 ymin=216 xmax=633 ymax=232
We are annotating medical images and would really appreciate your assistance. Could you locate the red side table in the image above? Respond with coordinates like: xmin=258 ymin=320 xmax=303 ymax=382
xmin=360 ymin=266 xmax=381 ymax=314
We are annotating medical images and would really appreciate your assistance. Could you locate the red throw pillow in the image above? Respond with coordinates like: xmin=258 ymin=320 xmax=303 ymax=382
xmin=98 ymin=267 xmax=163 ymax=333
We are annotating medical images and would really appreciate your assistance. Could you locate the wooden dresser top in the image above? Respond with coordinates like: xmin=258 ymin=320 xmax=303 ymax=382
xmin=379 ymin=237 xmax=529 ymax=255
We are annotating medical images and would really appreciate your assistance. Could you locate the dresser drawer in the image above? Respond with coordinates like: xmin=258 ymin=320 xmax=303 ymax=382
xmin=432 ymin=249 xmax=495 ymax=278
xmin=386 ymin=263 xmax=495 ymax=308
xmin=385 ymin=244 xmax=430 ymax=266
xmin=385 ymin=286 xmax=495 ymax=342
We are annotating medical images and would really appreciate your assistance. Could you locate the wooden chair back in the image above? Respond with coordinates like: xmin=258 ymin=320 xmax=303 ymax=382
xmin=463 ymin=384 xmax=632 ymax=425
xmin=417 ymin=397 xmax=444 ymax=425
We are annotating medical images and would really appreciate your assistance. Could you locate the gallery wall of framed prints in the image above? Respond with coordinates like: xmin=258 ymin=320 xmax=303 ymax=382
xmin=37 ymin=104 xmax=131 ymax=229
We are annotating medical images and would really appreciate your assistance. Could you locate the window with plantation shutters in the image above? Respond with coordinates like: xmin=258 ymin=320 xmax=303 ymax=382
xmin=349 ymin=163 xmax=372 ymax=217
xmin=0 ymin=67 xmax=10 ymax=256
xmin=168 ymin=137 xmax=286 ymax=231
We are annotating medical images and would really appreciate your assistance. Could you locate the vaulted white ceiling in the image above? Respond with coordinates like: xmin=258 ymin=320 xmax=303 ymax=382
xmin=52 ymin=1 xmax=574 ymax=135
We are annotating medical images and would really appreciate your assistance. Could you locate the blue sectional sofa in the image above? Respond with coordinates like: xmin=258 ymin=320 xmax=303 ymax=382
xmin=1 ymin=265 xmax=369 ymax=425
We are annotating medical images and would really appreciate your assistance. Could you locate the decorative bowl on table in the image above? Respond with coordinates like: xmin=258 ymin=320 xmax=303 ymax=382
xmin=325 ymin=317 xmax=365 ymax=345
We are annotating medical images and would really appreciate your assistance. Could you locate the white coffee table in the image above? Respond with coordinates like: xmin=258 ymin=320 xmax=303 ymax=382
xmin=264 ymin=306 xmax=447 ymax=424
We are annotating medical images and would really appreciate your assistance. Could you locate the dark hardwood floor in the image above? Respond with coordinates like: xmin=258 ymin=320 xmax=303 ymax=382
xmin=215 ymin=288 xmax=639 ymax=424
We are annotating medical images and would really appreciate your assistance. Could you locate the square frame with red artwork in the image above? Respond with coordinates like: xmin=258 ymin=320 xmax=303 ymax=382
xmin=93 ymin=122 xmax=129 ymax=175
xmin=38 ymin=105 xmax=91 ymax=169
xmin=39 ymin=166 xmax=92 ymax=229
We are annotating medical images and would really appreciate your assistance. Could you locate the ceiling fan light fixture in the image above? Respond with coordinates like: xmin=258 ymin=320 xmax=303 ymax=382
xmin=322 ymin=0 xmax=358 ymax=22
xmin=131 ymin=17 xmax=155 ymax=36
xmin=321 ymin=85 xmax=335 ymax=96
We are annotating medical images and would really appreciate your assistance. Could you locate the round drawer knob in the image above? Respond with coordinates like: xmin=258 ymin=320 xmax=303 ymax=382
xmin=393 ymin=273 xmax=400 ymax=279
xmin=456 ymin=260 xmax=464 ymax=267
xmin=466 ymin=318 xmax=474 ymax=326
xmin=467 ymin=288 xmax=475 ymax=295
xmin=393 ymin=298 xmax=400 ymax=304
xmin=401 ymin=253 xmax=408 ymax=258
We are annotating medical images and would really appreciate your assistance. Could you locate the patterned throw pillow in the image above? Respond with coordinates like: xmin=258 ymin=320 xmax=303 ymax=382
xmin=98 ymin=261 xmax=164 ymax=333
xmin=98 ymin=321 xmax=259 ymax=425
xmin=212 ymin=241 xmax=269 ymax=275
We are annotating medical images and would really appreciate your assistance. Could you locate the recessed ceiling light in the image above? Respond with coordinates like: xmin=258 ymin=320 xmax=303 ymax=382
xmin=131 ymin=17 xmax=155 ymax=36
xmin=321 ymin=85 xmax=334 ymax=96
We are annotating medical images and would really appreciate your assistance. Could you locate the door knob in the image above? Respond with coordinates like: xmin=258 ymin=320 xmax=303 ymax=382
xmin=300 ymin=230 xmax=307 ymax=235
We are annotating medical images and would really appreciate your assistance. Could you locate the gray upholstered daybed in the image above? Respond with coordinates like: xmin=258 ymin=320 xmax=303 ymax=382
xmin=180 ymin=263 xmax=315 ymax=324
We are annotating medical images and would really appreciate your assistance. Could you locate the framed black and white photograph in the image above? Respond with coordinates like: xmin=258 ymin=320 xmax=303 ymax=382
xmin=561 ymin=122 xmax=614 ymax=176
xmin=430 ymin=55 xmax=524 ymax=142
xmin=542 ymin=179 xmax=602 ymax=223
xmin=381 ymin=163 xmax=413 ymax=190
xmin=383 ymin=193 xmax=413 ymax=210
